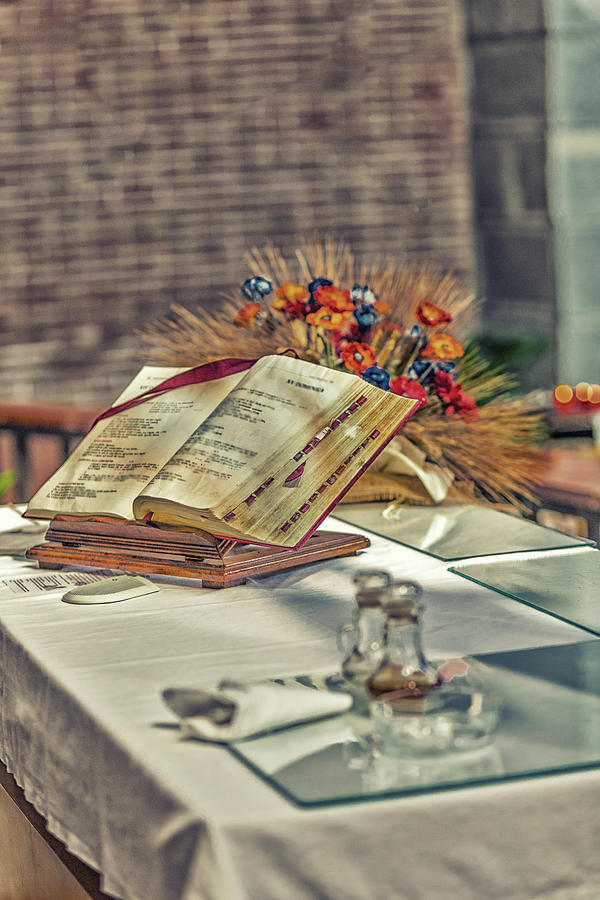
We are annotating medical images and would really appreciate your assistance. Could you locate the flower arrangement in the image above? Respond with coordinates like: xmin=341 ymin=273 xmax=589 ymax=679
xmin=233 ymin=273 xmax=480 ymax=423
xmin=142 ymin=237 xmax=544 ymax=510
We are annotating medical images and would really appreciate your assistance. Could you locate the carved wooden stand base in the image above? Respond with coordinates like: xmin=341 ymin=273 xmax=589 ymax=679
xmin=26 ymin=516 xmax=371 ymax=588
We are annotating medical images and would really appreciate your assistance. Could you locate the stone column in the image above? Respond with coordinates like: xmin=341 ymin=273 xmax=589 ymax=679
xmin=466 ymin=0 xmax=555 ymax=389
xmin=547 ymin=0 xmax=600 ymax=386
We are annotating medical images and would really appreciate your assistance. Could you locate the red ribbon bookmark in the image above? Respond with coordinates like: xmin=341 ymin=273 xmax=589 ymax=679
xmin=90 ymin=350 xmax=300 ymax=432
xmin=90 ymin=356 xmax=260 ymax=430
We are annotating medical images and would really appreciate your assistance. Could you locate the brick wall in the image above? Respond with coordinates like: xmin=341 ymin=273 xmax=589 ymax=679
xmin=0 ymin=0 xmax=474 ymax=406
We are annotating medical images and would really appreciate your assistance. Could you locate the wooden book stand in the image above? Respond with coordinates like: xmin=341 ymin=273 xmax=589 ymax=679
xmin=26 ymin=516 xmax=370 ymax=588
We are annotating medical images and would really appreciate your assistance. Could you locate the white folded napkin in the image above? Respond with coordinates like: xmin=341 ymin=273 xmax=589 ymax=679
xmin=0 ymin=504 xmax=47 ymax=553
xmin=372 ymin=434 xmax=454 ymax=502
xmin=162 ymin=677 xmax=353 ymax=742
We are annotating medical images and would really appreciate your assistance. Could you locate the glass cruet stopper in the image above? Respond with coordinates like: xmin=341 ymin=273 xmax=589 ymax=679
xmin=367 ymin=580 xmax=441 ymax=709
xmin=340 ymin=569 xmax=390 ymax=685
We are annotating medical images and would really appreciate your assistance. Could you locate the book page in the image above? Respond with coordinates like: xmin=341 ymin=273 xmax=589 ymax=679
xmin=134 ymin=355 xmax=359 ymax=514
xmin=25 ymin=365 xmax=249 ymax=519
xmin=133 ymin=355 xmax=420 ymax=545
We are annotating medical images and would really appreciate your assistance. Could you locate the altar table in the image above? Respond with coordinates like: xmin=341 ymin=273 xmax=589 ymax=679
xmin=0 ymin=516 xmax=598 ymax=899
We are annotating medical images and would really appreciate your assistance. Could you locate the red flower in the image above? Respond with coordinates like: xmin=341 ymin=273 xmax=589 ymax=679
xmin=433 ymin=370 xmax=478 ymax=419
xmin=447 ymin=391 xmax=478 ymax=420
xmin=416 ymin=300 xmax=453 ymax=327
xmin=333 ymin=323 xmax=362 ymax=356
xmin=314 ymin=285 xmax=354 ymax=313
xmin=390 ymin=376 xmax=428 ymax=406
xmin=340 ymin=341 xmax=376 ymax=374
xmin=272 ymin=282 xmax=309 ymax=319
xmin=433 ymin=370 xmax=454 ymax=400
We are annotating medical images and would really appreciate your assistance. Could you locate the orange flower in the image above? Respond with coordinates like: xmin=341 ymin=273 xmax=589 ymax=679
xmin=422 ymin=332 xmax=464 ymax=360
xmin=416 ymin=300 xmax=453 ymax=327
xmin=340 ymin=341 xmax=376 ymax=374
xmin=272 ymin=282 xmax=309 ymax=319
xmin=314 ymin=285 xmax=354 ymax=313
xmin=234 ymin=303 xmax=262 ymax=327
xmin=275 ymin=282 xmax=309 ymax=304
xmin=374 ymin=300 xmax=392 ymax=316
xmin=306 ymin=307 xmax=352 ymax=330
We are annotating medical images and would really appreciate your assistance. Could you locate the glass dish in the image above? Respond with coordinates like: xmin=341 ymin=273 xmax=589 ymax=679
xmin=451 ymin=549 xmax=600 ymax=635
xmin=229 ymin=641 xmax=600 ymax=806
xmin=332 ymin=503 xmax=594 ymax=560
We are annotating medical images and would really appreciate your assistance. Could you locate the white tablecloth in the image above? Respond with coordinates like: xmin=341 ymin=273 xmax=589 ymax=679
xmin=0 ymin=518 xmax=598 ymax=899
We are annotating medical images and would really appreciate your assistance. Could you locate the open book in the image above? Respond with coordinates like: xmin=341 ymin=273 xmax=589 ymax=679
xmin=25 ymin=355 xmax=422 ymax=549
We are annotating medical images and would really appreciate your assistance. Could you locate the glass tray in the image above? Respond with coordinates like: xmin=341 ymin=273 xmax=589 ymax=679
xmin=332 ymin=503 xmax=594 ymax=560
xmin=228 ymin=641 xmax=600 ymax=807
xmin=450 ymin=549 xmax=600 ymax=636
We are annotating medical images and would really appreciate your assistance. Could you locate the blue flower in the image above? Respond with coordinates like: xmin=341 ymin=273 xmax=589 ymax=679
xmin=408 ymin=360 xmax=436 ymax=383
xmin=351 ymin=284 xmax=378 ymax=305
xmin=362 ymin=365 xmax=390 ymax=391
xmin=354 ymin=303 xmax=379 ymax=330
xmin=241 ymin=276 xmax=273 ymax=301
xmin=408 ymin=359 xmax=456 ymax=384
xmin=409 ymin=323 xmax=428 ymax=349
xmin=307 ymin=277 xmax=333 ymax=296
xmin=305 ymin=278 xmax=333 ymax=314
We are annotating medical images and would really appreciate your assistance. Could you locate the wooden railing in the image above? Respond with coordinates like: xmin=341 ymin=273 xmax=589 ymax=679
xmin=533 ymin=444 xmax=600 ymax=544
xmin=0 ymin=402 xmax=101 ymax=503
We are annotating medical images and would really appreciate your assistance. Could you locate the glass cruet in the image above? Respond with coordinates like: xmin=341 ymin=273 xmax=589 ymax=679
xmin=340 ymin=569 xmax=390 ymax=686
xmin=367 ymin=580 xmax=441 ymax=710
